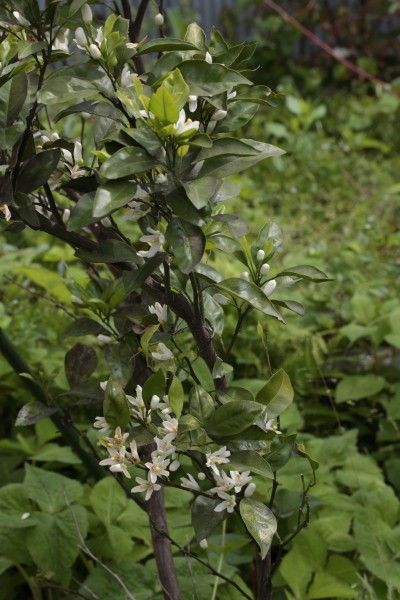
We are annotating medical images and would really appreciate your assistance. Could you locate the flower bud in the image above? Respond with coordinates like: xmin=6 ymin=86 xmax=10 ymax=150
xmin=240 ymin=271 xmax=250 ymax=281
xmin=74 ymin=27 xmax=88 ymax=47
xmin=205 ymin=51 xmax=212 ymax=64
xmin=262 ymin=279 xmax=277 ymax=297
xmin=188 ymin=94 xmax=198 ymax=113
xmin=62 ymin=209 xmax=70 ymax=224
xmin=199 ymin=538 xmax=208 ymax=549
xmin=88 ymin=43 xmax=101 ymax=59
xmin=260 ymin=263 xmax=270 ymax=275
xmin=154 ymin=12 xmax=164 ymax=26
xmin=197 ymin=472 xmax=206 ymax=480
xmin=150 ymin=395 xmax=161 ymax=410
xmin=210 ymin=109 xmax=227 ymax=122
xmin=81 ymin=4 xmax=93 ymax=24
xmin=257 ymin=249 xmax=265 ymax=262
xmin=244 ymin=482 xmax=256 ymax=497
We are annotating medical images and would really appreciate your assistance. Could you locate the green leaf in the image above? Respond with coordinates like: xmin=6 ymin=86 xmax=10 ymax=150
xmin=90 ymin=478 xmax=127 ymax=526
xmin=166 ymin=218 xmax=205 ymax=274
xmin=77 ymin=239 xmax=140 ymax=264
xmin=149 ymin=85 xmax=179 ymax=124
xmin=229 ymin=451 xmax=273 ymax=479
xmin=276 ymin=265 xmax=332 ymax=282
xmin=335 ymin=374 xmax=386 ymax=403
xmin=191 ymin=495 xmax=225 ymax=543
xmin=178 ymin=60 xmax=252 ymax=96
xmin=137 ymin=38 xmax=199 ymax=54
xmin=93 ymin=181 xmax=137 ymax=218
xmin=68 ymin=192 xmax=96 ymax=230
xmin=65 ymin=343 xmax=97 ymax=387
xmin=63 ymin=318 xmax=110 ymax=338
xmin=198 ymin=139 xmax=284 ymax=178
xmin=120 ymin=253 xmax=165 ymax=298
xmin=205 ymin=400 xmax=264 ymax=437
xmin=191 ymin=356 xmax=214 ymax=392
xmin=256 ymin=369 xmax=294 ymax=418
xmin=24 ymin=464 xmax=83 ymax=513
xmin=6 ymin=71 xmax=27 ymax=126
xmin=169 ymin=376 xmax=184 ymax=418
xmin=308 ymin=571 xmax=358 ymax=599
xmin=33 ymin=444 xmax=81 ymax=465
xmin=16 ymin=149 xmax=61 ymax=193
xmin=142 ymin=370 xmax=165 ymax=403
xmin=266 ymin=435 xmax=296 ymax=470
xmin=182 ymin=177 xmax=221 ymax=209
xmin=219 ymin=278 xmax=284 ymax=322
xmin=239 ymin=499 xmax=277 ymax=559
xmin=160 ymin=69 xmax=190 ymax=111
xmin=189 ymin=386 xmax=215 ymax=422
xmin=15 ymin=401 xmax=57 ymax=426
xmin=26 ymin=506 xmax=87 ymax=583
xmin=185 ymin=22 xmax=206 ymax=50
xmin=103 ymin=378 xmax=130 ymax=429
xmin=99 ymin=147 xmax=158 ymax=180
xmin=0 ymin=483 xmax=36 ymax=529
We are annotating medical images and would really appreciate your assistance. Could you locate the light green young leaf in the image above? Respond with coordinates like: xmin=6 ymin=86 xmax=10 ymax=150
xmin=149 ymin=85 xmax=179 ymax=124
xmin=256 ymin=369 xmax=294 ymax=418
xmin=169 ymin=376 xmax=184 ymax=418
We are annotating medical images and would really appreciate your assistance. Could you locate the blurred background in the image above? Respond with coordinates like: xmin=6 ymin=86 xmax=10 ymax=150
xmin=1 ymin=1 xmax=399 ymax=598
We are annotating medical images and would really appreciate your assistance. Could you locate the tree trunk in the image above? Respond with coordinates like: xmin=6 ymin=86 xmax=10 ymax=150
xmin=255 ymin=550 xmax=272 ymax=600
xmin=146 ymin=486 xmax=181 ymax=600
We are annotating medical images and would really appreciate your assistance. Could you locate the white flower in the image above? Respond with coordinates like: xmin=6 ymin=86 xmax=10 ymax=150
xmin=188 ymin=94 xmax=198 ymax=113
xmin=173 ymin=109 xmax=199 ymax=137
xmin=209 ymin=471 xmax=235 ymax=495
xmin=154 ymin=12 xmax=164 ymax=26
xmin=263 ymin=418 xmax=282 ymax=435
xmin=95 ymin=27 xmax=104 ymax=45
xmin=153 ymin=433 xmax=176 ymax=458
xmin=210 ymin=109 xmax=227 ymax=122
xmin=81 ymin=4 xmax=93 ymax=23
xmin=214 ymin=491 xmax=236 ymax=513
xmin=229 ymin=471 xmax=252 ymax=493
xmin=145 ymin=455 xmax=170 ymax=483
xmin=104 ymin=426 xmax=129 ymax=449
xmin=62 ymin=208 xmax=70 ymax=224
xmin=257 ymin=249 xmax=265 ymax=262
xmin=206 ymin=447 xmax=231 ymax=474
xmin=149 ymin=302 xmax=167 ymax=324
xmin=53 ymin=29 xmax=69 ymax=53
xmin=99 ymin=447 xmax=130 ymax=478
xmin=131 ymin=475 xmax=161 ymax=500
xmin=199 ymin=538 xmax=208 ymax=549
xmin=13 ymin=11 xmax=30 ymax=27
xmin=21 ymin=512 xmax=31 ymax=520
xmin=88 ymin=43 xmax=101 ymax=59
xmin=260 ymin=263 xmax=270 ymax=275
xmin=151 ymin=342 xmax=173 ymax=362
xmin=127 ymin=439 xmax=140 ymax=463
xmin=138 ymin=227 xmax=165 ymax=258
xmin=155 ymin=172 xmax=168 ymax=185
xmin=161 ymin=414 xmax=178 ymax=438
xmin=100 ymin=380 xmax=108 ymax=391
xmin=74 ymin=27 xmax=88 ymax=48
xmin=262 ymin=279 xmax=277 ymax=297
xmin=240 ymin=271 xmax=250 ymax=281
xmin=93 ymin=416 xmax=109 ymax=432
xmin=127 ymin=385 xmax=147 ymax=421
xmin=97 ymin=333 xmax=113 ymax=344
xmin=180 ymin=473 xmax=200 ymax=491
xmin=205 ymin=51 xmax=213 ymax=64
xmin=227 ymin=90 xmax=237 ymax=100
xmin=126 ymin=42 xmax=138 ymax=49
xmin=0 ymin=204 xmax=11 ymax=221
xmin=244 ymin=482 xmax=256 ymax=497
xmin=120 ymin=65 xmax=134 ymax=87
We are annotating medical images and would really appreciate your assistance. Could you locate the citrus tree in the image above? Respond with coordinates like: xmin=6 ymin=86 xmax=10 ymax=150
xmin=0 ymin=1 xmax=327 ymax=598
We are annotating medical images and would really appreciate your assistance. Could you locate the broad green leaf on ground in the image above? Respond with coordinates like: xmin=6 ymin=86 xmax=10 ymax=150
xmin=24 ymin=464 xmax=83 ymax=513
xmin=335 ymin=375 xmax=386 ymax=402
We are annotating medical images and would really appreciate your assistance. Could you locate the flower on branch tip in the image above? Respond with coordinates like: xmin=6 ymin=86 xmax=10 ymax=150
xmin=53 ymin=29 xmax=69 ymax=53
xmin=131 ymin=475 xmax=161 ymax=501
xmin=149 ymin=302 xmax=167 ymax=324
xmin=214 ymin=491 xmax=236 ymax=513
xmin=173 ymin=109 xmax=199 ymax=138
xmin=74 ymin=27 xmax=88 ymax=48
xmin=99 ymin=447 xmax=130 ymax=478
xmin=161 ymin=414 xmax=178 ymax=438
xmin=206 ymin=447 xmax=231 ymax=474
xmin=262 ymin=279 xmax=277 ymax=297
xmin=93 ymin=416 xmax=109 ymax=432
xmin=153 ymin=433 xmax=176 ymax=458
xmin=180 ymin=473 xmax=200 ymax=491
xmin=145 ymin=455 xmax=170 ymax=483
xmin=209 ymin=470 xmax=235 ymax=495
xmin=227 ymin=90 xmax=237 ymax=100
xmin=104 ymin=426 xmax=129 ymax=449
xmin=88 ymin=43 xmax=101 ymax=60
xmin=127 ymin=385 xmax=147 ymax=421
xmin=81 ymin=3 xmax=93 ymax=24
xmin=151 ymin=342 xmax=173 ymax=362
xmin=138 ymin=227 xmax=165 ymax=258
xmin=127 ymin=439 xmax=140 ymax=463
xmin=229 ymin=470 xmax=252 ymax=493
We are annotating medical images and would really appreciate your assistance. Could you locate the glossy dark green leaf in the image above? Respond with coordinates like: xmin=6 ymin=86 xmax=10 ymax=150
xmin=182 ymin=177 xmax=221 ymax=209
xmin=219 ymin=278 xmax=284 ymax=322
xmin=266 ymin=434 xmax=297 ymax=471
xmin=103 ymin=378 xmax=130 ymax=429
xmin=276 ymin=265 xmax=332 ymax=282
xmin=142 ymin=370 xmax=165 ymax=403
xmin=229 ymin=451 xmax=273 ymax=479
xmin=240 ymin=499 xmax=277 ymax=559
xmin=256 ymin=369 xmax=294 ymax=418
xmin=178 ymin=60 xmax=252 ymax=96
xmin=120 ymin=253 xmax=165 ymax=298
xmin=189 ymin=386 xmax=215 ymax=422
xmin=68 ymin=192 xmax=96 ymax=230
xmin=191 ymin=496 xmax=225 ymax=543
xmin=99 ymin=147 xmax=158 ymax=180
xmin=191 ymin=356 xmax=214 ymax=391
xmin=137 ymin=38 xmax=198 ymax=54
xmin=15 ymin=401 xmax=57 ymax=426
xmin=6 ymin=72 xmax=27 ymax=126
xmin=205 ymin=400 xmax=264 ymax=437
xmin=16 ymin=149 xmax=60 ymax=193
xmin=77 ymin=239 xmax=139 ymax=264
xmin=63 ymin=318 xmax=110 ymax=338
xmin=55 ymin=101 xmax=123 ymax=123
xmin=184 ymin=22 xmax=206 ymax=50
xmin=166 ymin=218 xmax=205 ymax=274
xmin=273 ymin=299 xmax=305 ymax=316
xmin=93 ymin=181 xmax=137 ymax=218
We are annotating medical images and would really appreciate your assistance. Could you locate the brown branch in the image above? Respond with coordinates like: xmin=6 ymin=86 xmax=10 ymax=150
xmin=263 ymin=0 xmax=398 ymax=96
